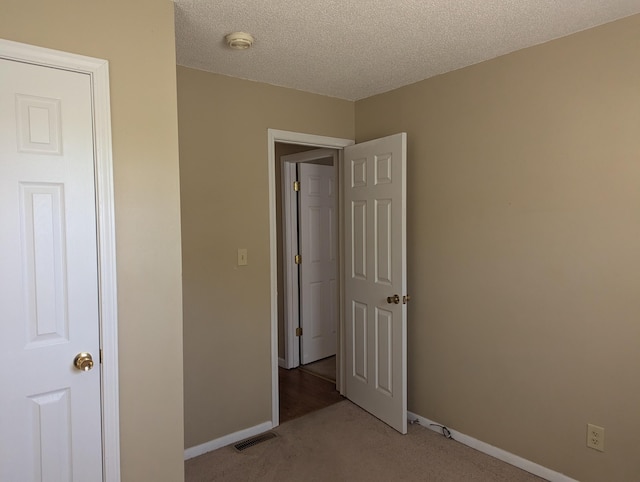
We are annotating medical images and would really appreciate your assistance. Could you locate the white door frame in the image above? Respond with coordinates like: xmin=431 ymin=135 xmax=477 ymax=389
xmin=0 ymin=39 xmax=120 ymax=481
xmin=281 ymin=148 xmax=338 ymax=369
xmin=280 ymin=160 xmax=299 ymax=369
xmin=268 ymin=129 xmax=353 ymax=427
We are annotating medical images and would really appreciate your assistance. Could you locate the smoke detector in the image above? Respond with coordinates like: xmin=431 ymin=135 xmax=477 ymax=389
xmin=225 ymin=32 xmax=254 ymax=50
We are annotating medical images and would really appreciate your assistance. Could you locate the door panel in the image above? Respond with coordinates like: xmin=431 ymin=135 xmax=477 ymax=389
xmin=299 ymin=162 xmax=338 ymax=364
xmin=0 ymin=59 xmax=103 ymax=481
xmin=344 ymin=133 xmax=407 ymax=434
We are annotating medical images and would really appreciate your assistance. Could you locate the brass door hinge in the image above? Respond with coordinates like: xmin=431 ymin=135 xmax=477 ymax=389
xmin=295 ymin=254 xmax=302 ymax=265
xmin=293 ymin=181 xmax=300 ymax=192
xmin=296 ymin=327 xmax=303 ymax=337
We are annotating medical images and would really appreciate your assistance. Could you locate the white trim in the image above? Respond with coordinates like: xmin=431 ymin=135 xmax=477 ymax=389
xmin=268 ymin=129 xmax=354 ymax=428
xmin=0 ymin=39 xmax=120 ymax=482
xmin=184 ymin=421 xmax=273 ymax=460
xmin=328 ymin=148 xmax=346 ymax=397
xmin=270 ymin=130 xmax=355 ymax=149
xmin=335 ymin=149 xmax=345 ymax=397
xmin=407 ymin=411 xmax=578 ymax=482
xmin=278 ymin=357 xmax=287 ymax=368
xmin=281 ymin=161 xmax=300 ymax=369
xmin=282 ymin=148 xmax=338 ymax=164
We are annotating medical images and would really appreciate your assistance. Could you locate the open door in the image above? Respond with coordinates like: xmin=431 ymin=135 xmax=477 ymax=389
xmin=299 ymin=162 xmax=338 ymax=364
xmin=343 ymin=133 xmax=408 ymax=434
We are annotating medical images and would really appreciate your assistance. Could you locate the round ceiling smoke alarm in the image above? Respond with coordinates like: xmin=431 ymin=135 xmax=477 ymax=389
xmin=225 ymin=32 xmax=254 ymax=50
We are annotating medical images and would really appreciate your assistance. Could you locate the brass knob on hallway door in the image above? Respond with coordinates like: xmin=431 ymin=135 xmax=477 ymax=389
xmin=387 ymin=294 xmax=400 ymax=304
xmin=74 ymin=352 xmax=94 ymax=371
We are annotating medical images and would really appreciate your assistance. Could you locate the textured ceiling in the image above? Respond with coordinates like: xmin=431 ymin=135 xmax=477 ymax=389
xmin=174 ymin=1 xmax=640 ymax=101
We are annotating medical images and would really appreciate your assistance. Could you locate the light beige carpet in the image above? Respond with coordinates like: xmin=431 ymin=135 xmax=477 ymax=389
xmin=299 ymin=355 xmax=336 ymax=382
xmin=185 ymin=400 xmax=546 ymax=481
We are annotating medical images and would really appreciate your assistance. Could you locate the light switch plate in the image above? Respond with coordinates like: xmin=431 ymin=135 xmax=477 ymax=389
xmin=237 ymin=248 xmax=248 ymax=266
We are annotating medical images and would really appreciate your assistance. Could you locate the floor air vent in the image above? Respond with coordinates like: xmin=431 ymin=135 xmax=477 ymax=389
xmin=234 ymin=432 xmax=277 ymax=452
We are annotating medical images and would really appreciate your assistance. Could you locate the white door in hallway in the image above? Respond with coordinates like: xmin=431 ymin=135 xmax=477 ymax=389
xmin=0 ymin=58 xmax=103 ymax=481
xmin=299 ymin=162 xmax=338 ymax=364
xmin=344 ymin=133 xmax=408 ymax=434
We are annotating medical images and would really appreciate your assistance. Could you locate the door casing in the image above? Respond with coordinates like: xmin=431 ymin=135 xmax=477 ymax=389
xmin=0 ymin=39 xmax=120 ymax=481
xmin=268 ymin=129 xmax=353 ymax=427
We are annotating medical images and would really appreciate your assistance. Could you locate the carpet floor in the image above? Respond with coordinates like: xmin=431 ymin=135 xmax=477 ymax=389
xmin=185 ymin=400 xmax=546 ymax=481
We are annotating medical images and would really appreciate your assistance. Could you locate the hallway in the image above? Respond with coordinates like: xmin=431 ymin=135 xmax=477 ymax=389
xmin=278 ymin=366 xmax=342 ymax=423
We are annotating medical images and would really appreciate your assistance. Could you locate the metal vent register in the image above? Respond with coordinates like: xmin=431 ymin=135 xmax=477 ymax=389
xmin=234 ymin=432 xmax=277 ymax=452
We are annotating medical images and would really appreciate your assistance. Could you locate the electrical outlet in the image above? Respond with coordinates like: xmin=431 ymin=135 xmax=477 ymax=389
xmin=587 ymin=424 xmax=605 ymax=452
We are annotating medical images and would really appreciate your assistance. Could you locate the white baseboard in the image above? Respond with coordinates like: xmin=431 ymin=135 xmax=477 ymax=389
xmin=407 ymin=411 xmax=578 ymax=482
xmin=278 ymin=357 xmax=287 ymax=368
xmin=184 ymin=421 xmax=273 ymax=460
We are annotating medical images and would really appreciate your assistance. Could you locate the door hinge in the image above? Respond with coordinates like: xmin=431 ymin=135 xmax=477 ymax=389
xmin=295 ymin=254 xmax=302 ymax=264
xmin=296 ymin=327 xmax=303 ymax=337
xmin=293 ymin=180 xmax=300 ymax=192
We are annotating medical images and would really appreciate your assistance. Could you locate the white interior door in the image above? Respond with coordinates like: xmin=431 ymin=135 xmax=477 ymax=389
xmin=299 ymin=162 xmax=338 ymax=364
xmin=0 ymin=58 xmax=103 ymax=481
xmin=343 ymin=133 xmax=407 ymax=434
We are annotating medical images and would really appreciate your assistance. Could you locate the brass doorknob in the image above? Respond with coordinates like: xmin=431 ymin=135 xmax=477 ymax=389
xmin=74 ymin=352 xmax=94 ymax=371
xmin=387 ymin=294 xmax=400 ymax=304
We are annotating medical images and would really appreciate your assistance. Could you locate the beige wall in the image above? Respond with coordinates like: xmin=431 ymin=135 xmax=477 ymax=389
xmin=356 ymin=14 xmax=640 ymax=482
xmin=178 ymin=67 xmax=354 ymax=448
xmin=0 ymin=2 xmax=185 ymax=481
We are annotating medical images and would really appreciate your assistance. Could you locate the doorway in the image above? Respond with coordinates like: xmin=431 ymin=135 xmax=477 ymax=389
xmin=276 ymin=143 xmax=341 ymax=422
xmin=269 ymin=129 xmax=409 ymax=434
xmin=280 ymin=147 xmax=339 ymax=368
xmin=268 ymin=130 xmax=354 ymax=426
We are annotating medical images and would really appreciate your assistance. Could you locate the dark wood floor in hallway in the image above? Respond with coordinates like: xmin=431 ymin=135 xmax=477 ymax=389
xmin=278 ymin=367 xmax=343 ymax=423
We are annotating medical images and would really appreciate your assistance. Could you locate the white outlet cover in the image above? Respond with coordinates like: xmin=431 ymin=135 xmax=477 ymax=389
xmin=587 ymin=423 xmax=605 ymax=452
